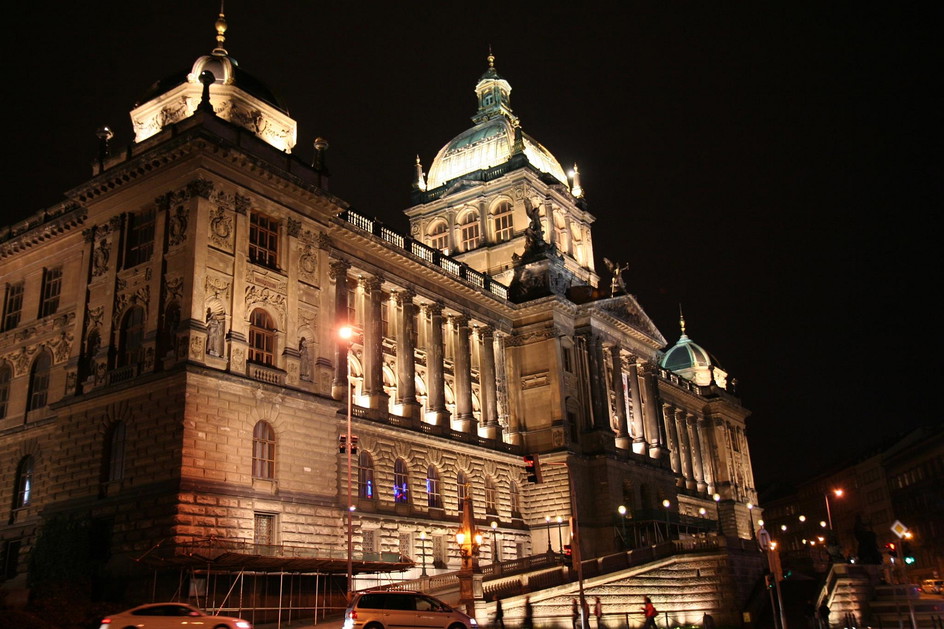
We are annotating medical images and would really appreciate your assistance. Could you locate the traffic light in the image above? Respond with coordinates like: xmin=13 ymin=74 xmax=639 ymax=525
xmin=902 ymin=541 xmax=915 ymax=565
xmin=339 ymin=435 xmax=347 ymax=453
xmin=885 ymin=542 xmax=897 ymax=557
xmin=563 ymin=544 xmax=572 ymax=556
xmin=764 ymin=574 xmax=774 ymax=589
xmin=523 ymin=454 xmax=543 ymax=483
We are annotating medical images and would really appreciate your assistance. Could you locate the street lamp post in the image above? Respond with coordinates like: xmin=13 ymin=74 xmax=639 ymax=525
xmin=747 ymin=502 xmax=756 ymax=540
xmin=545 ymin=515 xmax=553 ymax=553
xmin=455 ymin=495 xmax=483 ymax=618
xmin=419 ymin=530 xmax=428 ymax=577
xmin=617 ymin=505 xmax=628 ymax=547
xmin=713 ymin=493 xmax=724 ymax=536
xmin=556 ymin=516 xmax=564 ymax=556
xmin=338 ymin=325 xmax=355 ymax=602
xmin=824 ymin=488 xmax=843 ymax=530
xmin=662 ymin=499 xmax=671 ymax=541
xmin=490 ymin=521 xmax=499 ymax=565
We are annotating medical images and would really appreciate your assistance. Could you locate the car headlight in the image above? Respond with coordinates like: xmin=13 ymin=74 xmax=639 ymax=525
xmin=469 ymin=619 xmax=478 ymax=627
xmin=235 ymin=622 xmax=252 ymax=629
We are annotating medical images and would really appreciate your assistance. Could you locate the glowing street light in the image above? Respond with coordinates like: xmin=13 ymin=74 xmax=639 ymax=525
xmin=338 ymin=325 xmax=355 ymax=602
xmin=556 ymin=516 xmax=564 ymax=556
xmin=419 ymin=530 xmax=428 ymax=576
xmin=713 ymin=493 xmax=724 ymax=536
xmin=747 ymin=503 xmax=756 ymax=540
xmin=662 ymin=499 xmax=671 ymax=540
xmin=545 ymin=515 xmax=553 ymax=553
xmin=490 ymin=521 xmax=499 ymax=564
xmin=617 ymin=505 xmax=628 ymax=547
xmin=824 ymin=488 xmax=843 ymax=530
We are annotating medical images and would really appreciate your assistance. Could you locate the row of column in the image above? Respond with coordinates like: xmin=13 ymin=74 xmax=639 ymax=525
xmin=663 ymin=404 xmax=713 ymax=493
xmin=329 ymin=259 xmax=501 ymax=438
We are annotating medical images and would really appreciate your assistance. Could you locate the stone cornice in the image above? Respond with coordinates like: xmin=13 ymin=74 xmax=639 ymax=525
xmin=0 ymin=204 xmax=86 ymax=259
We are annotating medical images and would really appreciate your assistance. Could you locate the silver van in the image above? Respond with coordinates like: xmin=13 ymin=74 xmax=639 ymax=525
xmin=342 ymin=590 xmax=478 ymax=629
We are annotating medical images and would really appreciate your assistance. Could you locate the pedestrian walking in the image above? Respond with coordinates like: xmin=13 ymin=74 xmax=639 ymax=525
xmin=522 ymin=595 xmax=534 ymax=629
xmin=493 ymin=597 xmax=505 ymax=629
xmin=642 ymin=596 xmax=658 ymax=629
xmin=572 ymin=598 xmax=580 ymax=629
xmin=818 ymin=601 xmax=831 ymax=629
xmin=594 ymin=596 xmax=603 ymax=628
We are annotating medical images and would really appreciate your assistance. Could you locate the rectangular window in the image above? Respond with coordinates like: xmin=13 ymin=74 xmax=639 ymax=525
xmin=494 ymin=212 xmax=513 ymax=242
xmin=38 ymin=267 xmax=62 ymax=318
xmin=254 ymin=513 xmax=275 ymax=546
xmin=398 ymin=532 xmax=413 ymax=560
xmin=2 ymin=540 xmax=21 ymax=580
xmin=363 ymin=529 xmax=379 ymax=554
xmin=249 ymin=212 xmax=279 ymax=268
xmin=125 ymin=209 xmax=155 ymax=268
xmin=2 ymin=283 xmax=24 ymax=331
xmin=432 ymin=535 xmax=448 ymax=568
xmin=460 ymin=221 xmax=480 ymax=250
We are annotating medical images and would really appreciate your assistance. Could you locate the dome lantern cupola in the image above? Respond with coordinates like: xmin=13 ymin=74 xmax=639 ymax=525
xmin=660 ymin=310 xmax=729 ymax=389
xmin=129 ymin=8 xmax=297 ymax=153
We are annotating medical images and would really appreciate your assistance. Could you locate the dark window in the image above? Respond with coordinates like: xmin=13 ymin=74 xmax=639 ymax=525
xmin=252 ymin=420 xmax=276 ymax=479
xmin=358 ymin=452 xmax=375 ymax=499
xmin=485 ymin=476 xmax=498 ymax=514
xmin=393 ymin=458 xmax=409 ymax=503
xmin=254 ymin=513 xmax=275 ymax=545
xmin=13 ymin=455 xmax=33 ymax=509
xmin=27 ymin=351 xmax=51 ymax=411
xmin=457 ymin=471 xmax=468 ymax=509
xmin=249 ymin=212 xmax=279 ymax=268
xmin=510 ymin=482 xmax=522 ymax=518
xmin=38 ymin=267 xmax=62 ymax=318
xmin=2 ymin=539 xmax=21 ymax=580
xmin=102 ymin=422 xmax=126 ymax=483
xmin=2 ymin=283 xmax=24 ymax=331
xmin=117 ymin=306 xmax=146 ymax=368
xmin=125 ymin=209 xmax=155 ymax=268
xmin=248 ymin=309 xmax=276 ymax=366
xmin=426 ymin=466 xmax=442 ymax=508
xmin=0 ymin=364 xmax=10 ymax=419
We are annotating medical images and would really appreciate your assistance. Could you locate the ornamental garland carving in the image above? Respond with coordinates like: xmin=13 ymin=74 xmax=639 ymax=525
xmin=245 ymin=285 xmax=286 ymax=327
xmin=92 ymin=237 xmax=111 ymax=277
xmin=316 ymin=231 xmax=333 ymax=250
xmin=113 ymin=286 xmax=150 ymax=327
xmin=167 ymin=204 xmax=189 ymax=247
xmin=164 ymin=276 xmax=184 ymax=303
xmin=298 ymin=243 xmax=318 ymax=282
xmin=287 ymin=218 xmax=301 ymax=238
xmin=205 ymin=276 xmax=231 ymax=303
xmin=87 ymin=306 xmax=104 ymax=330
xmin=48 ymin=331 xmax=74 ymax=363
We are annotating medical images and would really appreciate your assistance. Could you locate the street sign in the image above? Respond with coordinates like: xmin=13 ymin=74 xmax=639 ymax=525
xmin=890 ymin=520 xmax=909 ymax=539
xmin=757 ymin=526 xmax=771 ymax=550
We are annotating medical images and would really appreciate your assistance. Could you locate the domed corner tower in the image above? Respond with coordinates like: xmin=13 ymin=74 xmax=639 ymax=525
xmin=405 ymin=53 xmax=599 ymax=289
xmin=129 ymin=8 xmax=298 ymax=153
xmin=660 ymin=311 xmax=729 ymax=389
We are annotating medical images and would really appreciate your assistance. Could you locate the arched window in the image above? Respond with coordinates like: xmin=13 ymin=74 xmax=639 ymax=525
xmin=459 ymin=211 xmax=481 ymax=251
xmin=252 ymin=420 xmax=276 ymax=479
xmin=101 ymin=422 xmax=126 ymax=484
xmin=13 ymin=455 xmax=34 ymax=509
xmin=426 ymin=466 xmax=442 ymax=508
xmin=485 ymin=476 xmax=498 ymax=515
xmin=553 ymin=212 xmax=569 ymax=253
xmin=0 ymin=363 xmax=11 ymax=419
xmin=248 ymin=309 xmax=276 ymax=366
xmin=358 ymin=452 xmax=375 ymax=499
xmin=509 ymin=482 xmax=522 ymax=518
xmin=428 ymin=221 xmax=449 ymax=252
xmin=393 ymin=458 xmax=409 ymax=503
xmin=117 ymin=306 xmax=146 ymax=368
xmin=27 ymin=351 xmax=52 ymax=411
xmin=492 ymin=201 xmax=514 ymax=242
xmin=456 ymin=471 xmax=468 ymax=509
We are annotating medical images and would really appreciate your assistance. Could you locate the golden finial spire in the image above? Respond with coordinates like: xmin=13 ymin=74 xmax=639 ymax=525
xmin=487 ymin=45 xmax=495 ymax=69
xmin=679 ymin=304 xmax=687 ymax=336
xmin=213 ymin=2 xmax=228 ymax=55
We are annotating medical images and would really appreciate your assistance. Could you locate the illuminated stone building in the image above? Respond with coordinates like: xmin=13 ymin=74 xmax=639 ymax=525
xmin=0 ymin=13 xmax=760 ymax=623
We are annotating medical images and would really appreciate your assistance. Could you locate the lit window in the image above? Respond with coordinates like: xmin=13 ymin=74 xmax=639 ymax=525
xmin=124 ymin=209 xmax=155 ymax=268
xmin=493 ymin=202 xmax=514 ymax=242
xmin=14 ymin=455 xmax=34 ymax=508
xmin=38 ymin=267 xmax=62 ymax=318
xmin=254 ymin=513 xmax=275 ymax=545
xmin=249 ymin=212 xmax=279 ymax=268
xmin=428 ymin=221 xmax=449 ymax=252
xmin=485 ymin=476 xmax=498 ymax=515
xmin=248 ymin=309 xmax=276 ymax=366
xmin=117 ymin=306 xmax=146 ymax=368
xmin=427 ymin=466 xmax=442 ymax=508
xmin=394 ymin=458 xmax=409 ymax=503
xmin=27 ymin=351 xmax=52 ymax=411
xmin=358 ymin=452 xmax=375 ymax=499
xmin=459 ymin=212 xmax=481 ymax=250
xmin=252 ymin=420 xmax=276 ymax=479
xmin=457 ymin=471 xmax=468 ymax=509
xmin=2 ymin=282 xmax=24 ymax=331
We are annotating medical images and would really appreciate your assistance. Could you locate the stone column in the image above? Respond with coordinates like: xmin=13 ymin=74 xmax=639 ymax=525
xmin=690 ymin=414 xmax=707 ymax=493
xmin=479 ymin=325 xmax=499 ymax=439
xmin=330 ymin=259 xmax=351 ymax=401
xmin=396 ymin=289 xmax=419 ymax=419
xmin=626 ymin=359 xmax=646 ymax=455
xmin=478 ymin=196 xmax=489 ymax=246
xmin=663 ymin=403 xmax=681 ymax=478
xmin=588 ymin=335 xmax=610 ymax=431
xmin=676 ymin=409 xmax=695 ymax=490
xmin=610 ymin=345 xmax=630 ymax=449
xmin=453 ymin=314 xmax=474 ymax=433
xmin=640 ymin=364 xmax=663 ymax=459
xmin=698 ymin=416 xmax=716 ymax=493
xmin=364 ymin=275 xmax=387 ymax=410
xmin=426 ymin=302 xmax=448 ymax=424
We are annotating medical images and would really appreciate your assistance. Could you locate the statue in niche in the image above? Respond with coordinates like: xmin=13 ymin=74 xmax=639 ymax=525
xmin=92 ymin=239 xmax=110 ymax=276
xmin=299 ymin=337 xmax=311 ymax=381
xmin=206 ymin=308 xmax=225 ymax=357
xmin=523 ymin=198 xmax=547 ymax=254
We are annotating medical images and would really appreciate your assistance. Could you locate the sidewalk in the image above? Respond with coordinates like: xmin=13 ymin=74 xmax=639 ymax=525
xmin=253 ymin=615 xmax=344 ymax=629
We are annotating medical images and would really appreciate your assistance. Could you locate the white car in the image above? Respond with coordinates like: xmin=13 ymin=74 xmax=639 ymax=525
xmin=100 ymin=602 xmax=253 ymax=629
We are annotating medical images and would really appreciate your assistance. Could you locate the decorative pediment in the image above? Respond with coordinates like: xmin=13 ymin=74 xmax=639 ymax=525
xmin=594 ymin=294 xmax=666 ymax=346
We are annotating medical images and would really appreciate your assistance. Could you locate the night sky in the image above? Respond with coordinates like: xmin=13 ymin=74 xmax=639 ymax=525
xmin=5 ymin=3 xmax=939 ymax=491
